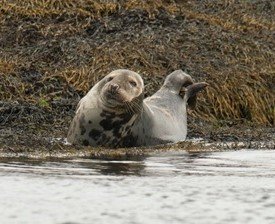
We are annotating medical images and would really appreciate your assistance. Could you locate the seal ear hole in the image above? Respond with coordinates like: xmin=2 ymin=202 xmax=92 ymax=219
xmin=129 ymin=80 xmax=137 ymax=87
xmin=107 ymin=77 xmax=113 ymax=82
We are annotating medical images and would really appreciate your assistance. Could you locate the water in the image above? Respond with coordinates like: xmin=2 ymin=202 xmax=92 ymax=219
xmin=1 ymin=150 xmax=275 ymax=224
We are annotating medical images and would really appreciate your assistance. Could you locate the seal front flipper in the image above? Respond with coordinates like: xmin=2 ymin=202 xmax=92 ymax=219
xmin=183 ymin=82 xmax=208 ymax=109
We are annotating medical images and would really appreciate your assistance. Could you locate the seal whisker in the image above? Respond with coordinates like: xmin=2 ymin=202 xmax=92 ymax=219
xmin=123 ymin=101 xmax=131 ymax=115
xmin=130 ymin=101 xmax=141 ymax=114
xmin=125 ymin=103 xmax=131 ymax=115
xmin=132 ymin=101 xmax=142 ymax=113
xmin=125 ymin=102 xmax=135 ymax=115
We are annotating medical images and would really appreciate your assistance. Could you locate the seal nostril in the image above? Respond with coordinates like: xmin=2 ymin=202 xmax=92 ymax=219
xmin=110 ymin=83 xmax=120 ymax=93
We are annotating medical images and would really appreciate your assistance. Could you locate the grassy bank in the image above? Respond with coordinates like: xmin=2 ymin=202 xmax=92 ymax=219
xmin=0 ymin=0 xmax=274 ymax=154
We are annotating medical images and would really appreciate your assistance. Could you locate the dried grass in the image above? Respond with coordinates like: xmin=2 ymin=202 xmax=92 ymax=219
xmin=0 ymin=0 xmax=274 ymax=126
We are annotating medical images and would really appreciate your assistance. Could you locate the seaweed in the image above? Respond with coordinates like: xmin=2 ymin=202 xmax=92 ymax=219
xmin=0 ymin=0 xmax=274 ymax=154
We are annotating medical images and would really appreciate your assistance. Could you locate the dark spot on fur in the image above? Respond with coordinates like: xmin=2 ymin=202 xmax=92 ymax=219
xmin=100 ymin=114 xmax=132 ymax=134
xmin=113 ymin=129 xmax=121 ymax=138
xmin=88 ymin=120 xmax=92 ymax=124
xmin=104 ymin=136 xmax=111 ymax=144
xmin=96 ymin=133 xmax=106 ymax=143
xmin=79 ymin=114 xmax=86 ymax=135
xmin=100 ymin=118 xmax=113 ymax=130
xmin=112 ymin=120 xmax=124 ymax=138
xmin=99 ymin=133 xmax=111 ymax=145
xmin=98 ymin=110 xmax=139 ymax=147
xmin=112 ymin=139 xmax=118 ymax=145
xmin=82 ymin=140 xmax=89 ymax=146
xmin=118 ymin=113 xmax=132 ymax=124
xmin=89 ymin=129 xmax=101 ymax=141
xmin=80 ymin=126 xmax=86 ymax=135
xmin=100 ymin=110 xmax=115 ymax=118
xmin=122 ymin=133 xmax=138 ymax=147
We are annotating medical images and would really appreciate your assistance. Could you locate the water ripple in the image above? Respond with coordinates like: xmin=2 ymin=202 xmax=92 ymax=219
xmin=0 ymin=150 xmax=275 ymax=224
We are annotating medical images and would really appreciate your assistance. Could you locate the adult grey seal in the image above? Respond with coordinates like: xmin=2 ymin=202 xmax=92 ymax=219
xmin=67 ymin=69 xmax=207 ymax=147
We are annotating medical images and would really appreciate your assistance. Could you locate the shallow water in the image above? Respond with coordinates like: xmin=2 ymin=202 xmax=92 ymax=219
xmin=1 ymin=150 xmax=275 ymax=224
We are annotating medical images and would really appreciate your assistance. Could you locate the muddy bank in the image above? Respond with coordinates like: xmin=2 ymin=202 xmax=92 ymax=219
xmin=0 ymin=139 xmax=274 ymax=160
xmin=0 ymin=123 xmax=274 ymax=159
xmin=0 ymin=0 xmax=274 ymax=157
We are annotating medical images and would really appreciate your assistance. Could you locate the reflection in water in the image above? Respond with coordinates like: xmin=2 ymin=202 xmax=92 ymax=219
xmin=0 ymin=153 xmax=210 ymax=177
xmin=0 ymin=150 xmax=275 ymax=224
xmin=74 ymin=159 xmax=147 ymax=176
xmin=0 ymin=157 xmax=148 ymax=176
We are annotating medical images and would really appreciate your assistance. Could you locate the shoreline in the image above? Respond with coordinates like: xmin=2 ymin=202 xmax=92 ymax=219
xmin=1 ymin=137 xmax=274 ymax=159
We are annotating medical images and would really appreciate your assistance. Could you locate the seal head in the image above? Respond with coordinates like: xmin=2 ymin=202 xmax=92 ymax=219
xmin=100 ymin=69 xmax=144 ymax=111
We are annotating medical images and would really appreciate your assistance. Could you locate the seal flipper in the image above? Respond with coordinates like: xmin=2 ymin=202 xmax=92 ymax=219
xmin=163 ymin=70 xmax=194 ymax=94
xmin=184 ymin=82 xmax=208 ymax=109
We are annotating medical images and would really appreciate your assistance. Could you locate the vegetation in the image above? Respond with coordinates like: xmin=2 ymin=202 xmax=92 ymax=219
xmin=0 ymin=0 xmax=274 ymax=153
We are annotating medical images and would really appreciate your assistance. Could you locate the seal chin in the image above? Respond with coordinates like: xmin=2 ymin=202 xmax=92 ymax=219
xmin=101 ymin=91 xmax=125 ymax=108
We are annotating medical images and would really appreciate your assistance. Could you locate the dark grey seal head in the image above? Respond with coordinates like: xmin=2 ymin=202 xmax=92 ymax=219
xmin=67 ymin=69 xmax=207 ymax=148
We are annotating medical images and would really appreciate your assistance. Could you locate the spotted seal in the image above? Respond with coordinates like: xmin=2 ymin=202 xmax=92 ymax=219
xmin=67 ymin=69 xmax=207 ymax=147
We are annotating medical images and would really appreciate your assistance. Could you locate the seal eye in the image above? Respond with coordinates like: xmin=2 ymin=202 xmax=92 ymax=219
xmin=129 ymin=81 xmax=137 ymax=87
xmin=107 ymin=77 xmax=113 ymax=82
